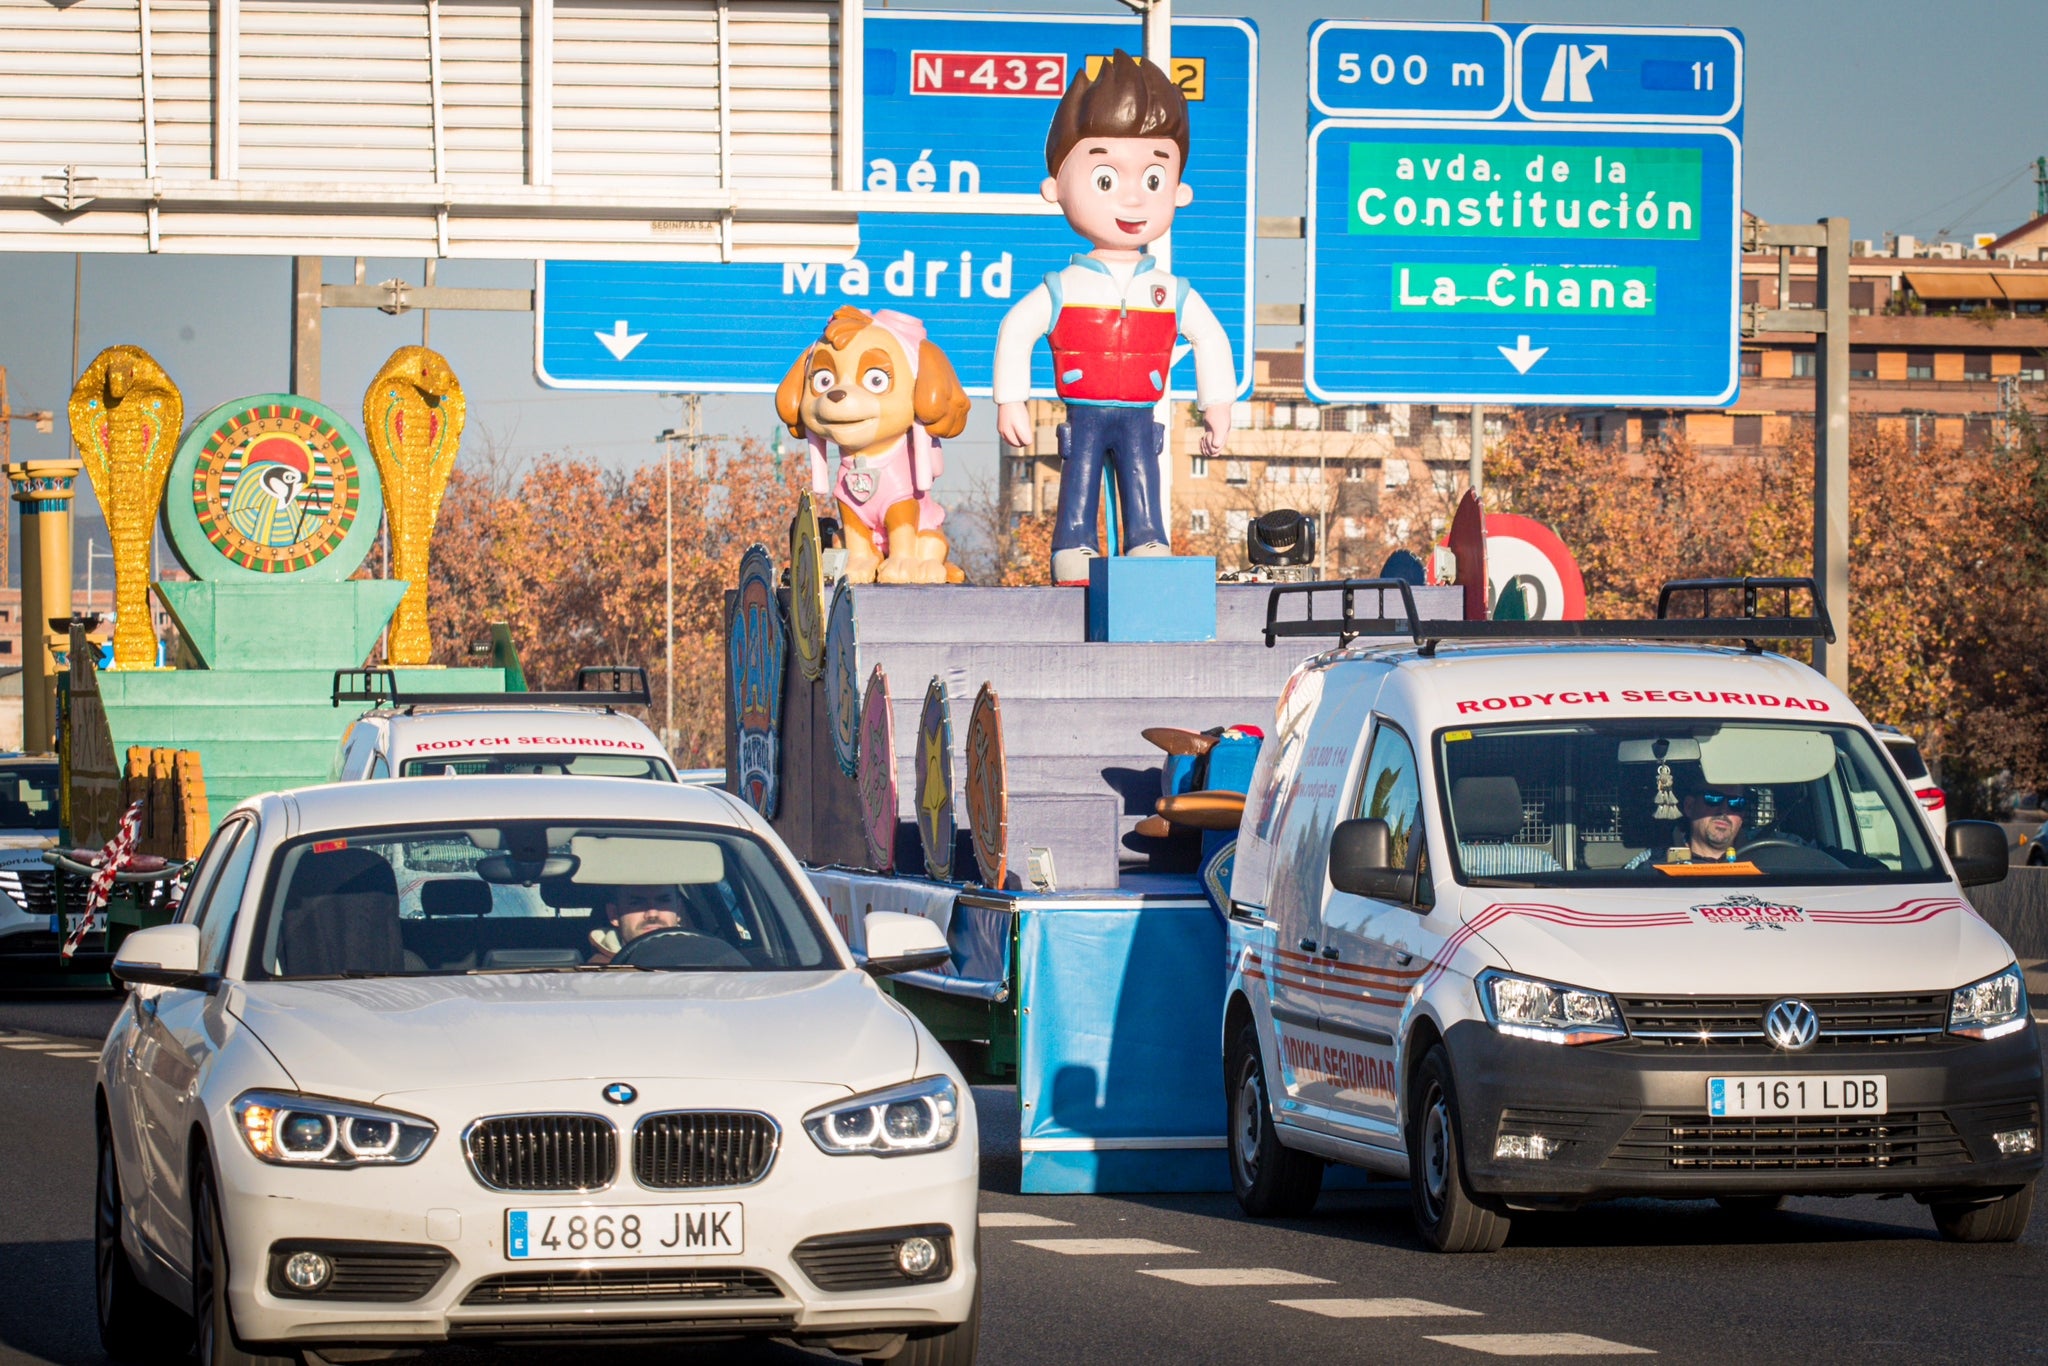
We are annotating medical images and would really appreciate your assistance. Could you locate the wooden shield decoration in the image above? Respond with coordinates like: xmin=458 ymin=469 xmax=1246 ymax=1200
xmin=915 ymin=676 xmax=955 ymax=882
xmin=826 ymin=582 xmax=861 ymax=777
xmin=790 ymin=490 xmax=827 ymax=682
xmin=727 ymin=544 xmax=787 ymax=817
xmin=965 ymin=683 xmax=1008 ymax=889
xmin=856 ymin=665 xmax=897 ymax=873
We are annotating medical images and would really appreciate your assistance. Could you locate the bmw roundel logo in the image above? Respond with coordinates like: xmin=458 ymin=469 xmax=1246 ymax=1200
xmin=603 ymin=1083 xmax=638 ymax=1106
xmin=1763 ymin=999 xmax=1821 ymax=1053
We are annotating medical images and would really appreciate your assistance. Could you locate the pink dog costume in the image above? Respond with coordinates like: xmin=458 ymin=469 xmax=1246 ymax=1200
xmin=809 ymin=310 xmax=946 ymax=556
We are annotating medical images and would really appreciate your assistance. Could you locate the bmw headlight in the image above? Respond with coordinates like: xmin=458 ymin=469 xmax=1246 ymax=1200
xmin=232 ymin=1091 xmax=436 ymax=1167
xmin=804 ymin=1076 xmax=960 ymax=1157
xmin=1477 ymin=970 xmax=1626 ymax=1045
xmin=1949 ymin=965 xmax=2029 ymax=1040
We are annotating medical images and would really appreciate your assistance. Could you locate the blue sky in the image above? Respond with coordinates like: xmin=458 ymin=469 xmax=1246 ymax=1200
xmin=2 ymin=0 xmax=2043 ymax=582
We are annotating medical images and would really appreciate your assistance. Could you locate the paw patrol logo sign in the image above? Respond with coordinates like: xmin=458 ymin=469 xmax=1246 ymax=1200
xmin=165 ymin=394 xmax=384 ymax=582
xmin=965 ymin=683 xmax=1007 ymax=889
xmin=916 ymin=676 xmax=956 ymax=882
xmin=727 ymin=545 xmax=787 ymax=817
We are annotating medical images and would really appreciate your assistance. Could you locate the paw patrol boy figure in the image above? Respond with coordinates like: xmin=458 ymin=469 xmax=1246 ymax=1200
xmin=993 ymin=50 xmax=1235 ymax=585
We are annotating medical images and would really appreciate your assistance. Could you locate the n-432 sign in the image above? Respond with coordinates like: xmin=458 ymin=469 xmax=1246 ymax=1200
xmin=1305 ymin=21 xmax=1744 ymax=407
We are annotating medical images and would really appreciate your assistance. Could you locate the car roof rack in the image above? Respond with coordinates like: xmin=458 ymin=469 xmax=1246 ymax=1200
xmin=332 ymin=664 xmax=652 ymax=711
xmin=1263 ymin=576 xmax=1834 ymax=657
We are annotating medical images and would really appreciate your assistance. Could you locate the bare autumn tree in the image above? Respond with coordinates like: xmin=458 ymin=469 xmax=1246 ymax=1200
xmin=428 ymin=437 xmax=799 ymax=768
xmin=1487 ymin=415 xmax=2048 ymax=812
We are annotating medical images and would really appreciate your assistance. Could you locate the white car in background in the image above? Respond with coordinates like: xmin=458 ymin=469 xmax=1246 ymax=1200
xmin=330 ymin=667 xmax=677 ymax=782
xmin=95 ymin=777 xmax=978 ymax=1365
xmin=1873 ymin=724 xmax=1948 ymax=842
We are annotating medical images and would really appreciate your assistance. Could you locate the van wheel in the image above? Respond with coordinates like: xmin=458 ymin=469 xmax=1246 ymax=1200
xmin=1931 ymin=1183 xmax=2035 ymax=1243
xmin=1408 ymin=1046 xmax=1510 ymax=1253
xmin=1226 ymin=1019 xmax=1322 ymax=1217
xmin=96 ymin=1121 xmax=191 ymax=1362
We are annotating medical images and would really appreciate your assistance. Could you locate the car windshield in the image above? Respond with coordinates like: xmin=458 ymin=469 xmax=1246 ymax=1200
xmin=1435 ymin=721 xmax=1944 ymax=887
xmin=399 ymin=752 xmax=674 ymax=780
xmin=246 ymin=823 xmax=834 ymax=979
xmin=0 ymin=764 xmax=61 ymax=830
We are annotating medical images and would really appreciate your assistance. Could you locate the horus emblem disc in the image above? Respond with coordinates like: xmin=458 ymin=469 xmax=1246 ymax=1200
xmin=167 ymin=395 xmax=383 ymax=581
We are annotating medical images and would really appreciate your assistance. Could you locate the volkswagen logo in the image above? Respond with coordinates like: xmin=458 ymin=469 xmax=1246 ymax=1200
xmin=1763 ymin=999 xmax=1820 ymax=1052
xmin=602 ymin=1083 xmax=638 ymax=1106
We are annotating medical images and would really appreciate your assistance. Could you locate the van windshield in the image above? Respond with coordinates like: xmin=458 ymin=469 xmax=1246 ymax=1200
xmin=400 ymin=752 xmax=674 ymax=780
xmin=1436 ymin=721 xmax=1944 ymax=887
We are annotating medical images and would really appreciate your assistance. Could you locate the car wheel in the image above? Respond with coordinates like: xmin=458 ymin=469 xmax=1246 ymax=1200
xmin=96 ymin=1121 xmax=191 ymax=1362
xmin=1407 ymin=1045 xmax=1510 ymax=1254
xmin=1931 ymin=1183 xmax=2035 ymax=1243
xmin=192 ymin=1165 xmax=298 ymax=1366
xmin=1226 ymin=1018 xmax=1323 ymax=1217
xmin=2028 ymin=847 xmax=2045 ymax=868
xmin=875 ymin=1270 xmax=980 ymax=1366
xmin=1713 ymin=1194 xmax=1786 ymax=1217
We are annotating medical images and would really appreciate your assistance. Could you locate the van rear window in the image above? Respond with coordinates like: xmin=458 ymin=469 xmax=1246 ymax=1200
xmin=1436 ymin=721 xmax=1943 ymax=887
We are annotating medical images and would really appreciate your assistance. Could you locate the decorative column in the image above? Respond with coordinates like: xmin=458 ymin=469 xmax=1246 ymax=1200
xmin=9 ymin=460 xmax=81 ymax=752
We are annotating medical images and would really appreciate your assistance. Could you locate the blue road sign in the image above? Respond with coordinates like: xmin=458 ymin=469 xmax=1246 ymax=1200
xmin=1305 ymin=21 xmax=1743 ymax=407
xmin=537 ymin=12 xmax=1257 ymax=398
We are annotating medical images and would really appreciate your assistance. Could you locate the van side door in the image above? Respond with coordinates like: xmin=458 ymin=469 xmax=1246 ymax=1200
xmin=1316 ymin=716 xmax=1427 ymax=1141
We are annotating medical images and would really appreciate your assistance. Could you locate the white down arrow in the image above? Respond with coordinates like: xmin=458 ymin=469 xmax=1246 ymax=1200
xmin=1498 ymin=335 xmax=1549 ymax=375
xmin=596 ymin=320 xmax=646 ymax=360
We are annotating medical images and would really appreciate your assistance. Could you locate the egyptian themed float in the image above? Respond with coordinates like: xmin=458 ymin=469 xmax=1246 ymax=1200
xmin=33 ymin=343 xmax=503 ymax=964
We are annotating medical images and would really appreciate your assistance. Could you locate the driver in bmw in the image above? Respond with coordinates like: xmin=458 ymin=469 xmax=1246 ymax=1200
xmin=587 ymin=884 xmax=685 ymax=964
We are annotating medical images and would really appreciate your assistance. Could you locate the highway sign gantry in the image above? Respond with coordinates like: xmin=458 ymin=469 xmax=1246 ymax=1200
xmin=536 ymin=12 xmax=1257 ymax=398
xmin=1305 ymin=21 xmax=1744 ymax=407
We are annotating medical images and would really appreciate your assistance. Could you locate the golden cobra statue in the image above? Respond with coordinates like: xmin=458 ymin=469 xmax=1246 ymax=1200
xmin=362 ymin=346 xmax=467 ymax=665
xmin=69 ymin=346 xmax=183 ymax=670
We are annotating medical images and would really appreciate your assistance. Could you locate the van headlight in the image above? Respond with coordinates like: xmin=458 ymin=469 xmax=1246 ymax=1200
xmin=803 ymin=1076 xmax=960 ymax=1156
xmin=1949 ymin=965 xmax=2029 ymax=1040
xmin=1477 ymin=970 xmax=1626 ymax=1045
xmin=232 ymin=1091 xmax=436 ymax=1167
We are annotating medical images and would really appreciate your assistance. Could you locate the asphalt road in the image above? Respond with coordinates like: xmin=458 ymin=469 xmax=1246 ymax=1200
xmin=3 ymin=997 xmax=2043 ymax=1366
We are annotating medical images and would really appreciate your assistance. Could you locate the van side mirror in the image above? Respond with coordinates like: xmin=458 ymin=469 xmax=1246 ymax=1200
xmin=1946 ymin=820 xmax=2008 ymax=889
xmin=1329 ymin=818 xmax=1418 ymax=904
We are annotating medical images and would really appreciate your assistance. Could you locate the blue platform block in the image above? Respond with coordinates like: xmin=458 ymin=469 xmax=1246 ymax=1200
xmin=1086 ymin=556 xmax=1217 ymax=642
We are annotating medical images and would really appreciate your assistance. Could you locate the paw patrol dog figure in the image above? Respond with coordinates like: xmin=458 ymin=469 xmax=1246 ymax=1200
xmin=777 ymin=307 xmax=971 ymax=585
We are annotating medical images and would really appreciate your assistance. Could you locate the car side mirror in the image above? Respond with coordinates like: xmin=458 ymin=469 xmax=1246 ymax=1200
xmin=861 ymin=910 xmax=952 ymax=977
xmin=111 ymin=923 xmax=217 ymax=991
xmin=1329 ymin=817 xmax=1418 ymax=904
xmin=1946 ymin=820 xmax=2008 ymax=889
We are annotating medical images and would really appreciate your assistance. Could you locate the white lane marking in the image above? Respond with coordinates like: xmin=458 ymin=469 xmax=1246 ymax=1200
xmin=1275 ymin=1298 xmax=1482 ymax=1318
xmin=1014 ymin=1238 xmax=1194 ymax=1256
xmin=978 ymin=1212 xmax=1072 ymax=1228
xmin=1144 ymin=1268 xmax=1333 ymax=1287
xmin=4 ymin=1041 xmax=76 ymax=1051
xmin=1427 ymin=1333 xmax=1653 ymax=1356
xmin=50 ymin=1051 xmax=104 ymax=1060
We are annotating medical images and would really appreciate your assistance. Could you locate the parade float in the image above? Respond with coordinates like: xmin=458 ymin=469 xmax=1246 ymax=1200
xmin=38 ymin=343 xmax=505 ymax=965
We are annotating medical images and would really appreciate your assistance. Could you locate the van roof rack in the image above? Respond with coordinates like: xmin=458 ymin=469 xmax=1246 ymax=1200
xmin=1263 ymin=576 xmax=1834 ymax=657
xmin=332 ymin=665 xmax=652 ymax=711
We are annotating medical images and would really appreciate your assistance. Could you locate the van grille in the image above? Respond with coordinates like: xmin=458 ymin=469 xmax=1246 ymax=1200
xmin=1615 ymin=993 xmax=1949 ymax=1047
xmin=1606 ymin=1111 xmax=1970 ymax=1170
xmin=633 ymin=1112 xmax=779 ymax=1189
xmin=466 ymin=1114 xmax=616 ymax=1191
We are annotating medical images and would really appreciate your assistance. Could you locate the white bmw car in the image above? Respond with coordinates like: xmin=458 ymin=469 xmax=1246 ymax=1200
xmin=96 ymin=777 xmax=979 ymax=1365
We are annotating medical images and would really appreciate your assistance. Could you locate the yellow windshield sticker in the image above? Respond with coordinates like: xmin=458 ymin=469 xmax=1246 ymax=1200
xmin=1444 ymin=729 xmax=1473 ymax=743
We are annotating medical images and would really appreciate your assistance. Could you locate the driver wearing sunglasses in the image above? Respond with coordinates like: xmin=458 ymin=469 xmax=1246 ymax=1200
xmin=1626 ymin=780 xmax=1752 ymax=868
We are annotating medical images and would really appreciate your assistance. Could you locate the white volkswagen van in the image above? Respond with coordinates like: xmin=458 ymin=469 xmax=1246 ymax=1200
xmin=1223 ymin=580 xmax=2040 ymax=1252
